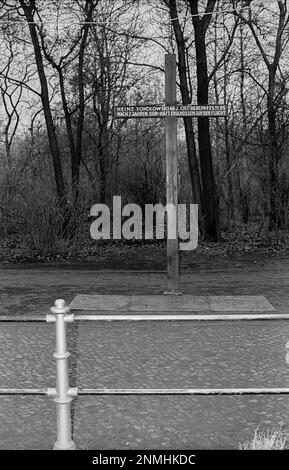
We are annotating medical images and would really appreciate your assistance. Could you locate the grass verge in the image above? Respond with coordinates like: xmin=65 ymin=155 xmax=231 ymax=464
xmin=239 ymin=427 xmax=288 ymax=450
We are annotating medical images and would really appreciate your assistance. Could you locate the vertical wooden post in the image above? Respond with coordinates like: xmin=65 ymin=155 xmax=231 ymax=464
xmin=165 ymin=54 xmax=179 ymax=293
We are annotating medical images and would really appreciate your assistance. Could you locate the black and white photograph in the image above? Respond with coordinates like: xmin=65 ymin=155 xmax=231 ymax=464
xmin=0 ymin=0 xmax=289 ymax=463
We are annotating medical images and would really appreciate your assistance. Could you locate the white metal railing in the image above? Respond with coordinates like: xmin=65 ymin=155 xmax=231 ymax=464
xmin=0 ymin=298 xmax=289 ymax=450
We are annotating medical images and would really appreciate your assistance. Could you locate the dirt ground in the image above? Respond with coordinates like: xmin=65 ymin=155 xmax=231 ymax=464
xmin=0 ymin=250 xmax=289 ymax=316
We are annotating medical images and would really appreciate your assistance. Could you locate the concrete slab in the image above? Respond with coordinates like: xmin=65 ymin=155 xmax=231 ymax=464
xmin=161 ymin=296 xmax=210 ymax=311
xmin=69 ymin=294 xmax=130 ymax=311
xmin=127 ymin=295 xmax=210 ymax=311
xmin=209 ymin=296 xmax=275 ymax=312
xmin=127 ymin=295 xmax=165 ymax=311
xmin=70 ymin=294 xmax=275 ymax=316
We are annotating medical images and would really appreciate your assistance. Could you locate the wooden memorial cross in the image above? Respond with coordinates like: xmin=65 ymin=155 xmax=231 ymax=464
xmin=114 ymin=54 xmax=227 ymax=294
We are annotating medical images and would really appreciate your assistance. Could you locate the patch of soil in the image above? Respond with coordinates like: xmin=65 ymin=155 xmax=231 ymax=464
xmin=1 ymin=226 xmax=289 ymax=270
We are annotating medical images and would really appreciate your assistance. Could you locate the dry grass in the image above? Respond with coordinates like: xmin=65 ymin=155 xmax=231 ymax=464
xmin=239 ymin=427 xmax=288 ymax=450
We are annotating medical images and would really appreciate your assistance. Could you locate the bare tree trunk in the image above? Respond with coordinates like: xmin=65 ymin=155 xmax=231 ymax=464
xmin=239 ymin=22 xmax=250 ymax=224
xmin=99 ymin=156 xmax=106 ymax=204
xmin=223 ymin=54 xmax=234 ymax=225
xmin=97 ymin=122 xmax=109 ymax=204
xmin=73 ymin=1 xmax=97 ymax=206
xmin=19 ymin=0 xmax=66 ymax=203
xmin=167 ymin=0 xmax=203 ymax=224
xmin=190 ymin=0 xmax=220 ymax=240
xmin=267 ymin=71 xmax=279 ymax=229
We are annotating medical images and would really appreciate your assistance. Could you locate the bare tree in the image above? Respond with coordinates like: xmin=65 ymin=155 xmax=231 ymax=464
xmin=163 ymin=0 xmax=239 ymax=239
xmin=237 ymin=0 xmax=289 ymax=228
xmin=83 ymin=0 xmax=147 ymax=203
xmin=35 ymin=0 xmax=99 ymax=206
xmin=0 ymin=43 xmax=22 ymax=167
xmin=18 ymin=0 xmax=67 ymax=204
xmin=164 ymin=0 xmax=204 ymax=228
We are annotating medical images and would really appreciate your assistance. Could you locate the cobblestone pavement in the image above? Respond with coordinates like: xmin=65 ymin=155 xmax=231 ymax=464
xmin=1 ymin=255 xmax=289 ymax=449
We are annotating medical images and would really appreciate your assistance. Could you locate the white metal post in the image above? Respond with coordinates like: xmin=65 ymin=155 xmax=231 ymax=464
xmin=49 ymin=299 xmax=76 ymax=450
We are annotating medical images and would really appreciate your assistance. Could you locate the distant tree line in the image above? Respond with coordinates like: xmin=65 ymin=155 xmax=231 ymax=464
xmin=0 ymin=0 xmax=289 ymax=243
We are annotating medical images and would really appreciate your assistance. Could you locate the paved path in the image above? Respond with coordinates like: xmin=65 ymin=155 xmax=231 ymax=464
xmin=1 ymin=255 xmax=289 ymax=449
